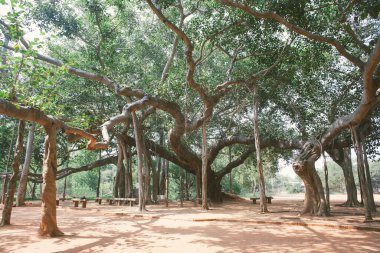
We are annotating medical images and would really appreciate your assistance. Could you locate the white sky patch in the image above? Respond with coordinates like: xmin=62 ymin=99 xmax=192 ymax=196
xmin=1 ymin=1 xmax=44 ymax=40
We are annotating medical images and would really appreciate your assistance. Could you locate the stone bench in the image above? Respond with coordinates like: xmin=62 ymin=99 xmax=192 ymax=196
xmin=123 ymin=198 xmax=137 ymax=207
xmin=72 ymin=198 xmax=87 ymax=208
xmin=250 ymin=196 xmax=273 ymax=204
xmin=97 ymin=197 xmax=137 ymax=206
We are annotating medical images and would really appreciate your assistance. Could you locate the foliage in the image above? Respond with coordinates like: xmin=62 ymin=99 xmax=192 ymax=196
xmin=0 ymin=0 xmax=379 ymax=203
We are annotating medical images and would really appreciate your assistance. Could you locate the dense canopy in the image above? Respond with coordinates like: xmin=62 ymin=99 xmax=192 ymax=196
xmin=0 ymin=0 xmax=379 ymax=236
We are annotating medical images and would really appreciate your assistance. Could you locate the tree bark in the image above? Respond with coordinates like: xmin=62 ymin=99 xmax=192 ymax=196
xmin=196 ymin=168 xmax=201 ymax=206
xmin=152 ymin=155 xmax=160 ymax=203
xmin=361 ymin=132 xmax=376 ymax=213
xmin=116 ymin=137 xmax=126 ymax=198
xmin=251 ymin=83 xmax=268 ymax=213
xmin=207 ymin=170 xmax=223 ymax=202
xmin=165 ymin=159 xmax=169 ymax=207
xmin=31 ymin=181 xmax=36 ymax=200
xmin=17 ymin=122 xmax=36 ymax=207
xmin=96 ymin=152 xmax=101 ymax=198
xmin=180 ymin=168 xmax=184 ymax=207
xmin=201 ymin=122 xmax=209 ymax=210
xmin=38 ymin=126 xmax=64 ymax=236
xmin=129 ymin=108 xmax=146 ymax=211
xmin=157 ymin=131 xmax=164 ymax=195
xmin=351 ymin=126 xmax=372 ymax=221
xmin=293 ymin=140 xmax=327 ymax=216
xmin=184 ymin=172 xmax=190 ymax=200
xmin=1 ymin=120 xmax=25 ymax=226
xmin=120 ymin=142 xmax=132 ymax=198
xmin=159 ymin=154 xmax=166 ymax=195
xmin=1 ymin=175 xmax=9 ymax=204
xmin=323 ymin=152 xmax=330 ymax=213
xmin=327 ymin=147 xmax=359 ymax=207
xmin=63 ymin=177 xmax=67 ymax=201
xmin=143 ymin=144 xmax=153 ymax=204
xmin=114 ymin=138 xmax=123 ymax=198
xmin=229 ymin=147 xmax=233 ymax=194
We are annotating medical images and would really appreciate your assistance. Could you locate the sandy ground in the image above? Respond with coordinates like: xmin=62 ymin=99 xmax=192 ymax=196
xmin=0 ymin=194 xmax=379 ymax=253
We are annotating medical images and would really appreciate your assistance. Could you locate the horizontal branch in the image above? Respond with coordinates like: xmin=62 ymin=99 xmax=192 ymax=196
xmin=215 ymin=147 xmax=254 ymax=180
xmin=321 ymin=94 xmax=380 ymax=147
xmin=0 ymin=99 xmax=106 ymax=150
xmin=209 ymin=135 xmax=303 ymax=164
xmin=29 ymin=156 xmax=118 ymax=183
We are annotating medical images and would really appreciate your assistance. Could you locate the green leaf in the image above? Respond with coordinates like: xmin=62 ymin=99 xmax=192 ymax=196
xmin=0 ymin=90 xmax=8 ymax=99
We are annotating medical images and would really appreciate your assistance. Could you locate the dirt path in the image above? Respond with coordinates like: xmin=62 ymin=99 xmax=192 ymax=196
xmin=0 ymin=195 xmax=379 ymax=253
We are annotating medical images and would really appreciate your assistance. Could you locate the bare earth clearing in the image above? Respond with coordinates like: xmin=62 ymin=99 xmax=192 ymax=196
xmin=0 ymin=194 xmax=379 ymax=253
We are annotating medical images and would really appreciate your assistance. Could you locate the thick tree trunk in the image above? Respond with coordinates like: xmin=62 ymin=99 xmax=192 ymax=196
xmin=159 ymin=162 xmax=166 ymax=195
xmin=143 ymin=145 xmax=153 ymax=204
xmin=119 ymin=150 xmax=126 ymax=198
xmin=1 ymin=121 xmax=25 ymax=226
xmin=327 ymin=147 xmax=359 ymax=207
xmin=119 ymin=164 xmax=126 ymax=198
xmin=184 ymin=172 xmax=190 ymax=201
xmin=2 ymin=120 xmax=15 ymax=205
xmin=293 ymin=140 xmax=328 ymax=216
xmin=153 ymin=150 xmax=162 ymax=203
xmin=180 ymin=169 xmax=184 ymax=207
xmin=361 ymin=134 xmax=376 ymax=213
xmin=323 ymin=152 xmax=330 ymax=213
xmin=96 ymin=152 xmax=101 ymax=198
xmin=121 ymin=143 xmax=132 ymax=198
xmin=38 ymin=127 xmax=64 ymax=236
xmin=351 ymin=126 xmax=375 ymax=220
xmin=201 ymin=122 xmax=209 ymax=210
xmin=196 ymin=169 xmax=201 ymax=205
xmin=62 ymin=177 xmax=67 ymax=201
xmin=208 ymin=170 xmax=223 ymax=202
xmin=62 ymin=146 xmax=69 ymax=201
xmin=152 ymin=156 xmax=159 ymax=203
xmin=31 ymin=181 xmax=36 ymax=200
xmin=16 ymin=122 xmax=35 ymax=207
xmin=1 ymin=175 xmax=9 ymax=204
xmin=229 ymin=147 xmax=233 ymax=194
xmin=129 ymin=109 xmax=146 ymax=211
xmin=165 ymin=159 xmax=169 ymax=207
xmin=251 ymin=83 xmax=268 ymax=213
xmin=114 ymin=137 xmax=124 ymax=198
